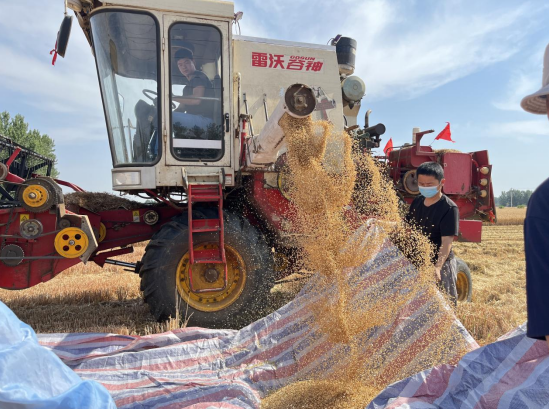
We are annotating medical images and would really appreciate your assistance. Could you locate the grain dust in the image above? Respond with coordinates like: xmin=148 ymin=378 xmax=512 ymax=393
xmin=262 ymin=115 xmax=469 ymax=408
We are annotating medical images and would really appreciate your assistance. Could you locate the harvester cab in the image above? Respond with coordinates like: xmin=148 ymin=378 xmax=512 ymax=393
xmin=65 ymin=0 xmax=364 ymax=193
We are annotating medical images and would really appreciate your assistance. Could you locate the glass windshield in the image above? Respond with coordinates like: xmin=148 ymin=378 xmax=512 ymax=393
xmin=91 ymin=12 xmax=160 ymax=166
xmin=170 ymin=23 xmax=223 ymax=161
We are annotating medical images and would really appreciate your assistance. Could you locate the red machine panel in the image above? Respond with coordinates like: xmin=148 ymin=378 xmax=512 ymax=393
xmin=458 ymin=220 xmax=482 ymax=243
xmin=441 ymin=153 xmax=471 ymax=195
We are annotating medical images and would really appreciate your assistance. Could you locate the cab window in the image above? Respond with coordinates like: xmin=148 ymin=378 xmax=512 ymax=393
xmin=91 ymin=11 xmax=161 ymax=166
xmin=169 ymin=23 xmax=223 ymax=161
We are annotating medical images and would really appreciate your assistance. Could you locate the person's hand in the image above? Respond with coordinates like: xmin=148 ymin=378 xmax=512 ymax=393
xmin=434 ymin=266 xmax=441 ymax=282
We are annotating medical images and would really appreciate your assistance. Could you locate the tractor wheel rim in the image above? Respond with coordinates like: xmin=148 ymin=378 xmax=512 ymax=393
xmin=176 ymin=243 xmax=247 ymax=313
xmin=22 ymin=185 xmax=49 ymax=208
xmin=456 ymin=271 xmax=469 ymax=302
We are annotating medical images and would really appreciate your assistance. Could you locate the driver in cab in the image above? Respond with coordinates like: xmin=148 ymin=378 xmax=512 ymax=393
xmin=172 ymin=48 xmax=214 ymax=130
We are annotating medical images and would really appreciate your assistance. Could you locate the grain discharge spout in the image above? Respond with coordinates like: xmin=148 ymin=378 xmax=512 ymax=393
xmin=246 ymin=84 xmax=317 ymax=167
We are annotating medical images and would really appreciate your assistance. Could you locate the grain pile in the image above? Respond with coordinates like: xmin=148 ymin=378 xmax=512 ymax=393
xmin=263 ymin=116 xmax=469 ymax=408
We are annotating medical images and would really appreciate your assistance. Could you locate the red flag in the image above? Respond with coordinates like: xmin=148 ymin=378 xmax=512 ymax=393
xmin=435 ymin=122 xmax=454 ymax=143
xmin=383 ymin=138 xmax=393 ymax=156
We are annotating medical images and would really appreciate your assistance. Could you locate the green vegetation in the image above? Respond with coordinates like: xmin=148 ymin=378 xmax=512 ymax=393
xmin=0 ymin=111 xmax=59 ymax=177
xmin=495 ymin=189 xmax=532 ymax=207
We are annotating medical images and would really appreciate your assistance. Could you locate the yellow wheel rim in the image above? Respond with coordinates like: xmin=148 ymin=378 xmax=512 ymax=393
xmin=98 ymin=223 xmax=107 ymax=243
xmin=54 ymin=227 xmax=89 ymax=259
xmin=22 ymin=185 xmax=49 ymax=208
xmin=176 ymin=243 xmax=246 ymax=312
xmin=456 ymin=271 xmax=469 ymax=302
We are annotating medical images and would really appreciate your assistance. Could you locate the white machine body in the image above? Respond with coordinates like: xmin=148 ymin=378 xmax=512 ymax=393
xmin=67 ymin=0 xmax=361 ymax=192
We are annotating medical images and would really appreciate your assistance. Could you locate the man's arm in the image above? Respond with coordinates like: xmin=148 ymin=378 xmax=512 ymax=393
xmin=173 ymin=86 xmax=206 ymax=112
xmin=524 ymin=212 xmax=549 ymax=348
xmin=437 ymin=205 xmax=459 ymax=281
xmin=435 ymin=236 xmax=454 ymax=281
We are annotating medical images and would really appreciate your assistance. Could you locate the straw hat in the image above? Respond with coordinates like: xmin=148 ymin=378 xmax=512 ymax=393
xmin=521 ymin=43 xmax=549 ymax=114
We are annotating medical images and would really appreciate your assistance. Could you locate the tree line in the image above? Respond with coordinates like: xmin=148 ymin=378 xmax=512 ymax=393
xmin=0 ymin=111 xmax=59 ymax=177
xmin=495 ymin=189 xmax=533 ymax=207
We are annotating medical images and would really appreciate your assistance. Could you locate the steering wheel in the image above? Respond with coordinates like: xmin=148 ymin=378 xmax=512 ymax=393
xmin=143 ymin=89 xmax=177 ymax=110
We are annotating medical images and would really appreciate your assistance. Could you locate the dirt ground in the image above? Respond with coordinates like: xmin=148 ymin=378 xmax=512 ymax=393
xmin=0 ymin=208 xmax=527 ymax=345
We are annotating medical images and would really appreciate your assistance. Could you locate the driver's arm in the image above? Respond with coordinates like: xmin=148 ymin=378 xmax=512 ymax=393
xmin=174 ymin=86 xmax=206 ymax=111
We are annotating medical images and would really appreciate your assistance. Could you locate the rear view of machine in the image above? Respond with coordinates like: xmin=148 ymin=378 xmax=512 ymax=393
xmin=387 ymin=129 xmax=496 ymax=242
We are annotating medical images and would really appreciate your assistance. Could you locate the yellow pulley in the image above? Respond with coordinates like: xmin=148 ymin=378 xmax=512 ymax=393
xmin=21 ymin=185 xmax=49 ymax=209
xmin=54 ymin=227 xmax=89 ymax=259
xmin=98 ymin=223 xmax=107 ymax=243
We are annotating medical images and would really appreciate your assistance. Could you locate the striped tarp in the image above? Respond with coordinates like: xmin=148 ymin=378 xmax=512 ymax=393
xmin=367 ymin=324 xmax=549 ymax=409
xmin=37 ymin=224 xmax=478 ymax=408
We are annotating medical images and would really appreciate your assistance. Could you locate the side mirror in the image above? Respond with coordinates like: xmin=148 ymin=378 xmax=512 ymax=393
xmin=56 ymin=15 xmax=73 ymax=58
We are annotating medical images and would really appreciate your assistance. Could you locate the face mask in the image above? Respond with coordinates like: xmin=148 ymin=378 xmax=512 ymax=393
xmin=419 ymin=185 xmax=440 ymax=198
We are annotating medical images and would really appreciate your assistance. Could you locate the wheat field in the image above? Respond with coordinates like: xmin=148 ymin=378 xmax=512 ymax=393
xmin=455 ymin=207 xmax=527 ymax=344
xmin=0 ymin=208 xmax=528 ymax=345
xmin=493 ymin=206 xmax=527 ymax=225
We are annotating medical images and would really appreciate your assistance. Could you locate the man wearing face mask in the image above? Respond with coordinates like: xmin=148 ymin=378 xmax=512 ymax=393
xmin=520 ymin=43 xmax=549 ymax=349
xmin=405 ymin=161 xmax=460 ymax=304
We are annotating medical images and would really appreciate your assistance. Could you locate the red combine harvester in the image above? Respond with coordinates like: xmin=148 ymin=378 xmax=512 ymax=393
xmin=388 ymin=130 xmax=496 ymax=239
xmin=0 ymin=0 xmax=495 ymax=327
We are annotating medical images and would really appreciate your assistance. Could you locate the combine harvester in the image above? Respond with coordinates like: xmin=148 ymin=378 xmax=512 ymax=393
xmin=0 ymin=0 xmax=495 ymax=328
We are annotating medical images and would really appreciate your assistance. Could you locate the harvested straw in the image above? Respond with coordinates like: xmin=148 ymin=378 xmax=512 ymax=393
xmin=65 ymin=192 xmax=152 ymax=213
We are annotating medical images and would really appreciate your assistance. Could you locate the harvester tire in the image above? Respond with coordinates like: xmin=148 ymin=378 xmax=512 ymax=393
xmin=139 ymin=210 xmax=275 ymax=328
xmin=455 ymin=257 xmax=473 ymax=303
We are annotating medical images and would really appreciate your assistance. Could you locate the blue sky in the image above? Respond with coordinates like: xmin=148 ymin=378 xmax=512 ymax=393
xmin=0 ymin=0 xmax=548 ymax=195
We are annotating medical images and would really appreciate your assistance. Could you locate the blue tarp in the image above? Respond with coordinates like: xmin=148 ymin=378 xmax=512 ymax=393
xmin=0 ymin=301 xmax=116 ymax=409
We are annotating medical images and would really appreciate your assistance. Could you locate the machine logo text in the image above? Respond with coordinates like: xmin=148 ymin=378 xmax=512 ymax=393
xmin=251 ymin=52 xmax=324 ymax=73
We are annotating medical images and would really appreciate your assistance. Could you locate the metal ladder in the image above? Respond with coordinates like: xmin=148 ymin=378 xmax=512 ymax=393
xmin=187 ymin=184 xmax=228 ymax=293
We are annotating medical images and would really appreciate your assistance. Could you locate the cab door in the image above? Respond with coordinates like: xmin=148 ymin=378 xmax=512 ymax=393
xmin=162 ymin=14 xmax=232 ymax=168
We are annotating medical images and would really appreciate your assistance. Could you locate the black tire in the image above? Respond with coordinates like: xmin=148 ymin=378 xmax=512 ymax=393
xmin=139 ymin=210 xmax=275 ymax=328
xmin=455 ymin=257 xmax=473 ymax=302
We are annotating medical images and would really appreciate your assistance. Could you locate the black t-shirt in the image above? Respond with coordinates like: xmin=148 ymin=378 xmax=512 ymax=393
xmin=406 ymin=195 xmax=460 ymax=260
xmin=525 ymin=177 xmax=549 ymax=340
xmin=182 ymin=70 xmax=214 ymax=119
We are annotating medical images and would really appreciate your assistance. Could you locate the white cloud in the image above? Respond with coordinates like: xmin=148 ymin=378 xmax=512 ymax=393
xmin=493 ymin=43 xmax=548 ymax=112
xmin=235 ymin=0 xmax=544 ymax=101
xmin=44 ymin=120 xmax=107 ymax=144
xmin=485 ymin=119 xmax=549 ymax=141
xmin=493 ymin=71 xmax=540 ymax=112
xmin=352 ymin=2 xmax=539 ymax=100
xmin=0 ymin=44 xmax=102 ymax=112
